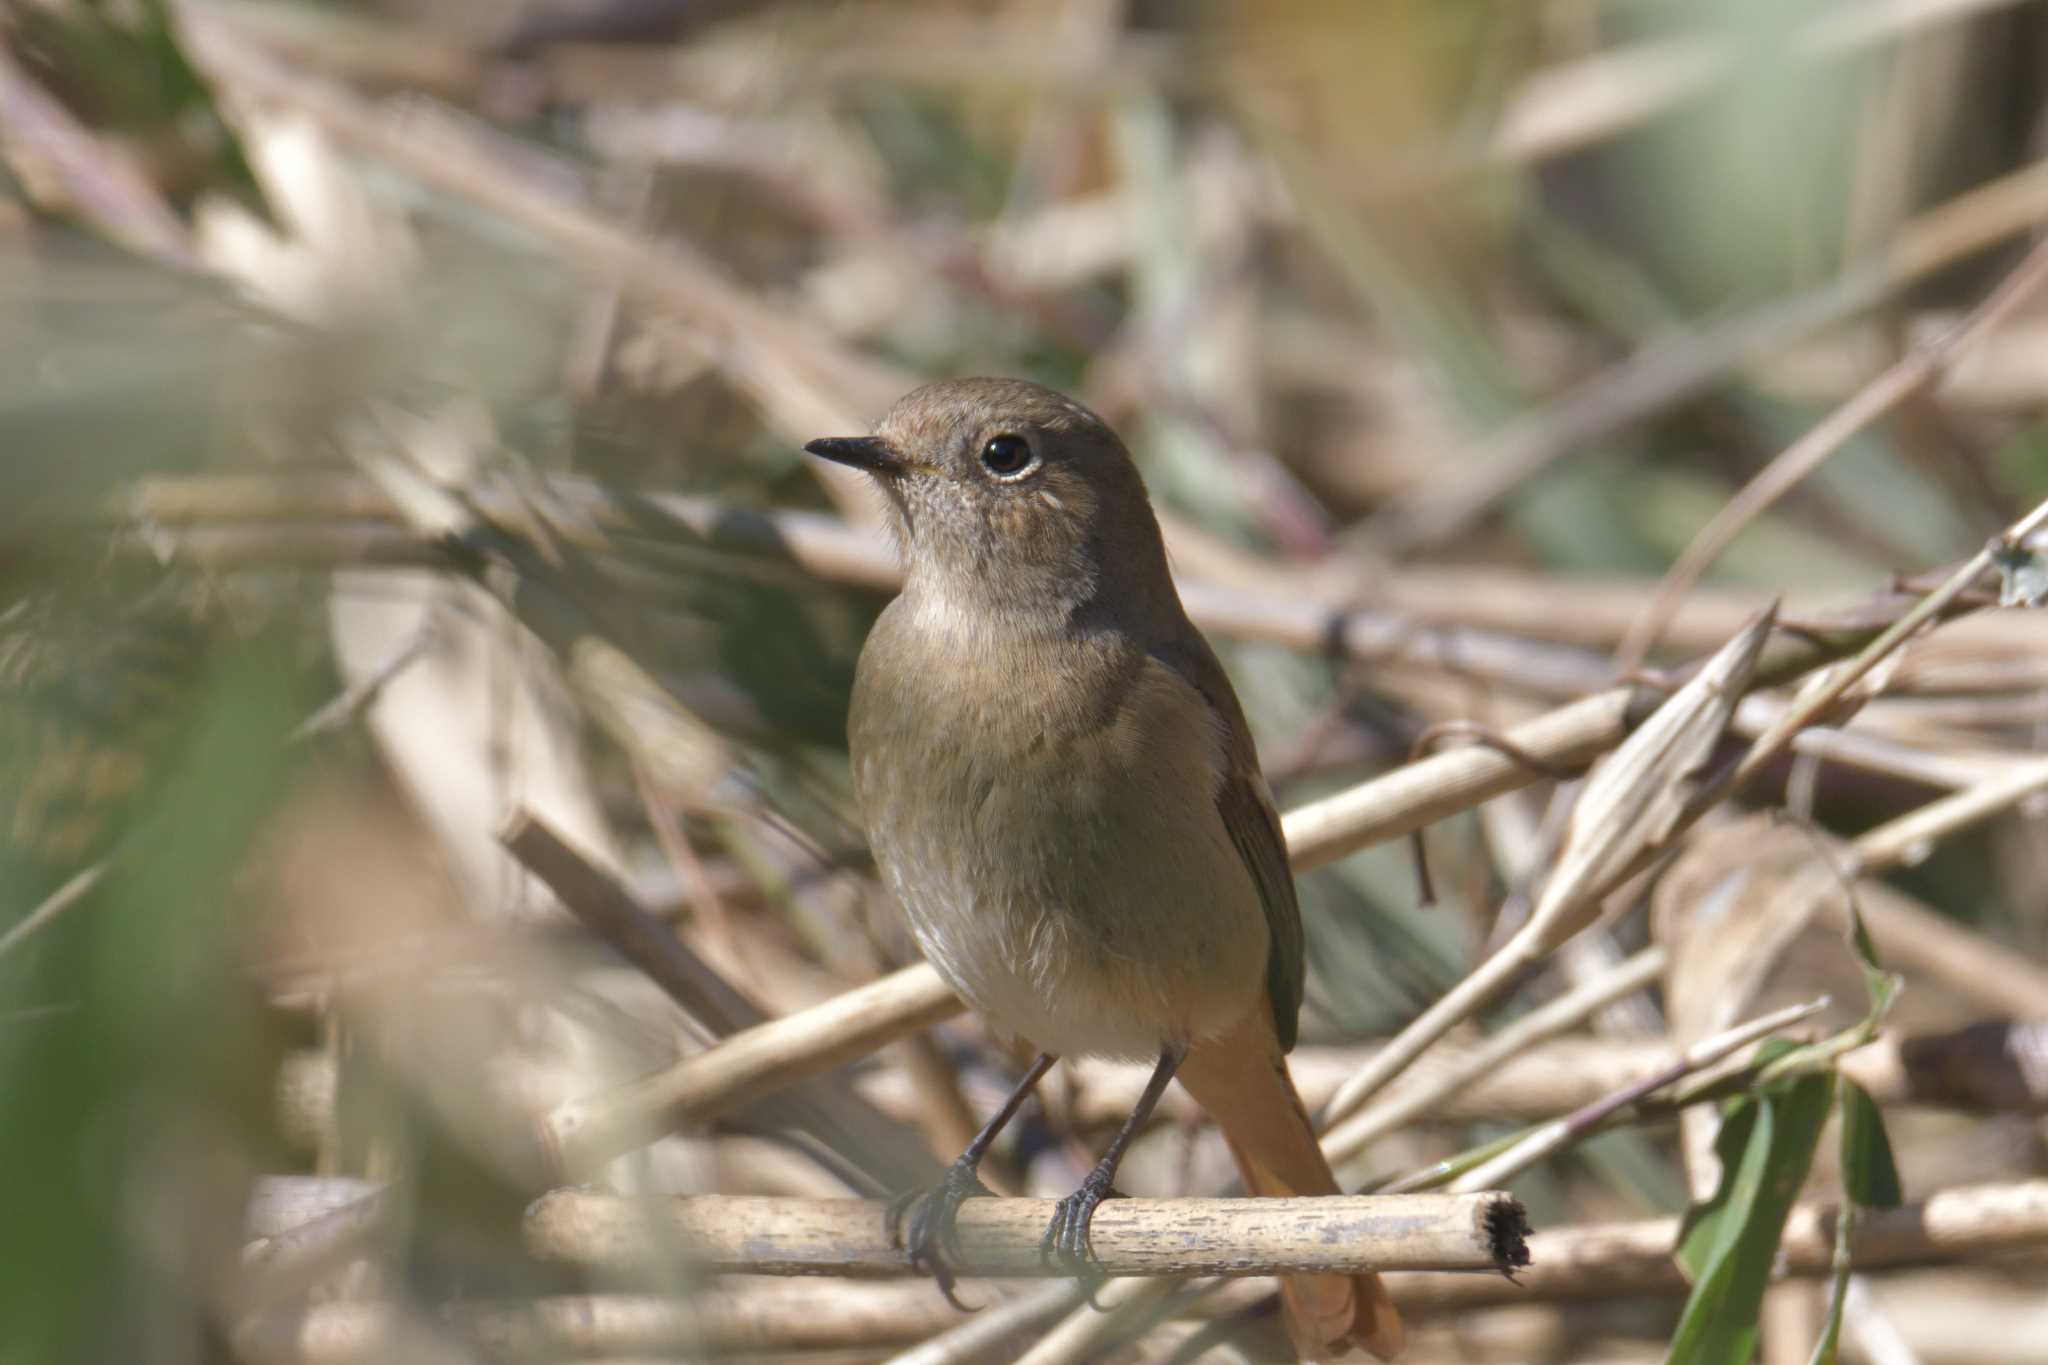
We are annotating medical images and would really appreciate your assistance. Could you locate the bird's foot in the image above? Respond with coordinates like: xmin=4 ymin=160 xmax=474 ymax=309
xmin=1039 ymin=1168 xmax=1126 ymax=1276
xmin=886 ymin=1157 xmax=994 ymax=1309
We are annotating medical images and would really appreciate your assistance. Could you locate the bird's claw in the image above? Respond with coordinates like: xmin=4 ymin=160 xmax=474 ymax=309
xmin=887 ymin=1158 xmax=994 ymax=1309
xmin=1039 ymin=1173 xmax=1126 ymax=1278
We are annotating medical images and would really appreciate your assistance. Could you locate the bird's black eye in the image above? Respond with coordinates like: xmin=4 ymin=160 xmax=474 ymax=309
xmin=979 ymin=434 xmax=1037 ymax=479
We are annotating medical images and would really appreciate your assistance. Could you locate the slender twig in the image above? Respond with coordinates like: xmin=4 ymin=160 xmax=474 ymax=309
xmin=501 ymin=810 xmax=939 ymax=1196
xmin=1366 ymin=152 xmax=2048 ymax=552
xmin=1318 ymin=945 xmax=1666 ymax=1164
xmin=1618 ymin=235 xmax=2048 ymax=671
xmin=101 ymin=473 xmax=2038 ymax=720
xmin=288 ymin=627 xmax=434 ymax=742
xmin=1843 ymin=753 xmax=2048 ymax=877
xmin=544 ymin=963 xmax=962 ymax=1175
xmin=1441 ymin=996 xmax=1832 ymax=1193
xmin=1725 ymin=497 xmax=2048 ymax=797
xmin=1802 ymin=761 xmax=2048 ymax=1017
xmin=0 ymin=864 xmax=104 ymax=964
xmin=1013 ymin=1277 xmax=1182 ymax=1365
xmin=883 ymin=1283 xmax=1088 ymax=1365
xmin=518 ymin=619 xmax=2039 ymax=1165
xmin=1316 ymin=613 xmax=1771 ymax=1130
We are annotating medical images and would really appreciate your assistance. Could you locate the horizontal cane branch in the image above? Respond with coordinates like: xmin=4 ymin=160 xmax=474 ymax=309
xmin=240 ymin=1180 xmax=2048 ymax=1357
xmin=1391 ymin=1177 xmax=2048 ymax=1310
xmin=523 ymin=1191 xmax=1528 ymax=1279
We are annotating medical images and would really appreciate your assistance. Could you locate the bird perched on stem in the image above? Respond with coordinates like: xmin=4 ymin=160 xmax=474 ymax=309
xmin=807 ymin=378 xmax=1404 ymax=1361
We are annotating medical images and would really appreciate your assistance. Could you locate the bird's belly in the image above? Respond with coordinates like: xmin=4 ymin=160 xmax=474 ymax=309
xmin=879 ymin=819 xmax=1268 ymax=1061
xmin=853 ymin=633 xmax=1273 ymax=1062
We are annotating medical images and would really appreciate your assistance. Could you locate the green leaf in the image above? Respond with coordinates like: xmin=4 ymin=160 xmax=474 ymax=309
xmin=1838 ymin=1082 xmax=1903 ymax=1211
xmin=1666 ymin=1074 xmax=1834 ymax=1365
xmin=1750 ymin=1036 xmax=1802 ymax=1071
xmin=1807 ymin=1081 xmax=1906 ymax=1365
xmin=1834 ymin=881 xmax=1901 ymax=1021
xmin=1842 ymin=888 xmax=1884 ymax=974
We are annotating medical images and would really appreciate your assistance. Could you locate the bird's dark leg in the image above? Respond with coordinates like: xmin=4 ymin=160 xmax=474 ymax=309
xmin=889 ymin=1050 xmax=1057 ymax=1306
xmin=1041 ymin=1044 xmax=1185 ymax=1273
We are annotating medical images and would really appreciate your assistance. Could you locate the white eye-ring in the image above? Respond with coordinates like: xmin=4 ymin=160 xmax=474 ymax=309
xmin=979 ymin=434 xmax=1039 ymax=480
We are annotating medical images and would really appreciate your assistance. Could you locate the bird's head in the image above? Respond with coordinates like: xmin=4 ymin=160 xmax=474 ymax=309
xmin=806 ymin=378 xmax=1173 ymax=633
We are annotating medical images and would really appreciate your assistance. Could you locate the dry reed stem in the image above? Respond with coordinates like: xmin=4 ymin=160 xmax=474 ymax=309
xmin=1317 ymin=613 xmax=1771 ymax=1130
xmin=1391 ymin=1179 xmax=2048 ymax=1311
xmin=239 ymin=1171 xmax=2048 ymax=1358
xmin=1370 ymin=152 xmax=2048 ymax=551
xmin=1318 ymin=945 xmax=1666 ymax=1164
xmin=1728 ymin=496 xmax=2048 ymax=797
xmin=1443 ymin=996 xmax=1833 ymax=1194
xmin=1282 ymin=689 xmax=1635 ymax=871
xmin=1845 ymin=754 xmax=2048 ymax=874
xmin=102 ymin=473 xmax=1613 ymax=699
xmin=521 ymin=590 xmax=2028 ymax=1167
xmin=1618 ymin=234 xmax=2048 ymax=670
xmin=523 ymin=1190 xmax=1527 ymax=1278
xmin=1010 ymin=1276 xmax=1181 ymax=1365
xmin=881 ymin=1283 xmax=1086 ymax=1365
xmin=241 ymin=1282 xmax=1022 ymax=1361
xmin=503 ymin=811 xmax=941 ymax=1196
xmin=1730 ymin=695 xmax=2019 ymax=791
xmin=1065 ymin=1038 xmax=1674 ymax=1130
xmin=108 ymin=474 xmax=2047 ymax=704
xmin=544 ymin=963 xmax=962 ymax=1175
xmin=273 ymin=1017 xmax=2048 ymax=1168
xmin=1808 ymin=763 xmax=2048 ymax=1018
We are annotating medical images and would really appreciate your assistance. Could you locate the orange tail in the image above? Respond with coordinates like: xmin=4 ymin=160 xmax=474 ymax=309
xmin=1178 ymin=1012 xmax=1405 ymax=1362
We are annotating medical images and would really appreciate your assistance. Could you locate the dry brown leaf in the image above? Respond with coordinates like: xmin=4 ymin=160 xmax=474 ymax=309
xmin=1524 ymin=606 xmax=1774 ymax=952
xmin=1652 ymin=814 xmax=1850 ymax=1052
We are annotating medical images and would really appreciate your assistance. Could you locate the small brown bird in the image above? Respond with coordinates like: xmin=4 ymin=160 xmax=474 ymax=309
xmin=808 ymin=378 xmax=1403 ymax=1361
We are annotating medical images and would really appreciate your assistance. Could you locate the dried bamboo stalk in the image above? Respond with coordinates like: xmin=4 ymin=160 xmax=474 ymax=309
xmin=237 ymin=1178 xmax=2048 ymax=1358
xmin=1393 ymin=1179 xmax=2048 ymax=1310
xmin=522 ymin=1191 xmax=1527 ymax=1278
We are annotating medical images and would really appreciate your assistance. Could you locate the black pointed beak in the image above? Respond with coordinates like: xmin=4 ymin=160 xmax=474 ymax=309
xmin=804 ymin=436 xmax=902 ymax=476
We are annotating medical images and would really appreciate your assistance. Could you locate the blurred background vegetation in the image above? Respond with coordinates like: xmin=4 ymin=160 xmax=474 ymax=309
xmin=4 ymin=1 xmax=2048 ymax=1362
